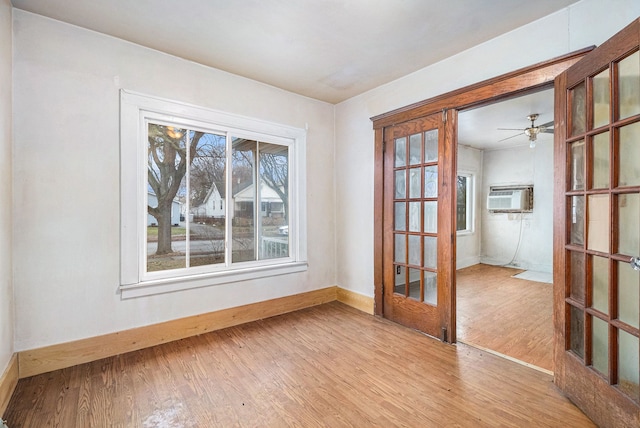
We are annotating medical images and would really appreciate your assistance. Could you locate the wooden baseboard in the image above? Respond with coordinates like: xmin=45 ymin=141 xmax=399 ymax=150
xmin=337 ymin=287 xmax=374 ymax=314
xmin=0 ymin=354 xmax=18 ymax=417
xmin=19 ymin=286 xmax=338 ymax=378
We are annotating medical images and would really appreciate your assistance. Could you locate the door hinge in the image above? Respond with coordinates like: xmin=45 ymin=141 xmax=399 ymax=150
xmin=442 ymin=327 xmax=448 ymax=342
xmin=442 ymin=109 xmax=447 ymax=123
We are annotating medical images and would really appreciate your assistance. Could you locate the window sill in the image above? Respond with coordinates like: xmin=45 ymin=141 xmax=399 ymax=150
xmin=120 ymin=261 xmax=308 ymax=299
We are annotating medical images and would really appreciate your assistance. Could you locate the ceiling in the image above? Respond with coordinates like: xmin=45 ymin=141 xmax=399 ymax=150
xmin=11 ymin=0 xmax=579 ymax=104
xmin=458 ymin=87 xmax=555 ymax=151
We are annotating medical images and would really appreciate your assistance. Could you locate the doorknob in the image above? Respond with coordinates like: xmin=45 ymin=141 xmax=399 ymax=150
xmin=631 ymin=256 xmax=640 ymax=271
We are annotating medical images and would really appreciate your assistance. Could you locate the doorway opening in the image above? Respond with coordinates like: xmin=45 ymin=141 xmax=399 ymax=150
xmin=456 ymin=87 xmax=555 ymax=372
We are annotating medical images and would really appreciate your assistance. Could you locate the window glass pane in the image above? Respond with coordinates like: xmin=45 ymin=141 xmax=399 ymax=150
xmin=618 ymin=193 xmax=639 ymax=256
xmin=423 ymin=236 xmax=437 ymax=269
xmin=619 ymin=121 xmax=640 ymax=187
xmin=571 ymin=82 xmax=586 ymax=136
xmin=232 ymin=138 xmax=256 ymax=262
xmin=618 ymin=261 xmax=639 ymax=329
xmin=618 ymin=50 xmax=640 ymax=120
xmin=570 ymin=251 xmax=585 ymax=303
xmin=409 ymin=133 xmax=421 ymax=165
xmin=570 ymin=196 xmax=585 ymax=246
xmin=423 ymin=271 xmax=437 ymax=306
xmin=424 ymin=201 xmax=437 ymax=233
xmin=395 ymin=170 xmax=406 ymax=199
xmin=570 ymin=305 xmax=585 ymax=359
xmin=408 ymin=202 xmax=420 ymax=232
xmin=587 ymin=194 xmax=610 ymax=253
xmin=408 ymin=235 xmax=421 ymax=266
xmin=457 ymin=176 xmax=467 ymax=231
xmin=394 ymin=202 xmax=406 ymax=231
xmin=592 ymin=132 xmax=610 ymax=189
xmin=424 ymin=165 xmax=438 ymax=198
xmin=147 ymin=123 xmax=188 ymax=272
xmin=258 ymin=142 xmax=289 ymax=260
xmin=591 ymin=316 xmax=609 ymax=377
xmin=591 ymin=255 xmax=609 ymax=315
xmin=618 ymin=329 xmax=640 ymax=402
xmin=592 ymin=69 xmax=610 ymax=128
xmin=394 ymin=137 xmax=406 ymax=167
xmin=424 ymin=130 xmax=438 ymax=162
xmin=570 ymin=140 xmax=585 ymax=190
xmin=189 ymin=131 xmax=227 ymax=267
xmin=409 ymin=168 xmax=421 ymax=198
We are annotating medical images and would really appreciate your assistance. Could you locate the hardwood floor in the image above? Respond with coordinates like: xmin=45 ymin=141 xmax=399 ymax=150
xmin=457 ymin=263 xmax=554 ymax=372
xmin=3 ymin=302 xmax=592 ymax=427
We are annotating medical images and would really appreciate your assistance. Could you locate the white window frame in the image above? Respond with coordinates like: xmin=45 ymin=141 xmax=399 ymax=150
xmin=456 ymin=172 xmax=474 ymax=235
xmin=120 ymin=90 xmax=307 ymax=299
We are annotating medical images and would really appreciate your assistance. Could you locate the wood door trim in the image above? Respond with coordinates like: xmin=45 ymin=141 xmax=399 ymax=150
xmin=372 ymin=47 xmax=594 ymax=320
xmin=371 ymin=47 xmax=594 ymax=129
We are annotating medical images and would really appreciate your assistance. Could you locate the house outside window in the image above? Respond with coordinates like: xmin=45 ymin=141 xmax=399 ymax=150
xmin=457 ymin=173 xmax=474 ymax=234
xmin=120 ymin=91 xmax=307 ymax=298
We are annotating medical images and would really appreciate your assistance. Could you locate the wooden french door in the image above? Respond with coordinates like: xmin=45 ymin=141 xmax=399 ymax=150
xmin=382 ymin=111 xmax=456 ymax=341
xmin=554 ymin=18 xmax=640 ymax=427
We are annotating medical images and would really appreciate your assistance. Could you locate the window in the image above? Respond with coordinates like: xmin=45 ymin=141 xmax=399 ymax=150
xmin=456 ymin=173 xmax=474 ymax=233
xmin=120 ymin=91 xmax=307 ymax=298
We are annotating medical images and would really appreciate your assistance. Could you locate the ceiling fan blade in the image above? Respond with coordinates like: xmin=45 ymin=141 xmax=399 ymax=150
xmin=541 ymin=128 xmax=554 ymax=134
xmin=497 ymin=132 xmax=524 ymax=142
xmin=538 ymin=121 xmax=554 ymax=128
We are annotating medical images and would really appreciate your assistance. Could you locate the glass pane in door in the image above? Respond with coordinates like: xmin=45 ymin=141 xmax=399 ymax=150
xmin=409 ymin=133 xmax=421 ymax=165
xmin=618 ymin=261 xmax=639 ymax=329
xmin=618 ymin=193 xmax=639 ymax=256
xmin=424 ymin=201 xmax=437 ymax=233
xmin=592 ymin=69 xmax=611 ymax=128
xmin=424 ymin=130 xmax=438 ymax=162
xmin=423 ymin=271 xmax=437 ymax=305
xmin=591 ymin=255 xmax=609 ymax=314
xmin=424 ymin=166 xmax=438 ymax=198
xmin=591 ymin=316 xmax=609 ymax=377
xmin=570 ymin=140 xmax=585 ymax=190
xmin=570 ymin=196 xmax=585 ymax=246
xmin=618 ymin=51 xmax=640 ymax=120
xmin=571 ymin=82 xmax=587 ymax=136
xmin=395 ymin=202 xmax=406 ymax=231
xmin=587 ymin=194 xmax=610 ymax=253
xmin=570 ymin=305 xmax=585 ymax=359
xmin=570 ymin=251 xmax=585 ymax=303
xmin=592 ymin=132 xmax=610 ymax=189
xmin=619 ymin=121 xmax=640 ymax=187
xmin=618 ymin=329 xmax=640 ymax=401
xmin=395 ymin=137 xmax=406 ymax=167
xmin=424 ymin=236 xmax=437 ymax=269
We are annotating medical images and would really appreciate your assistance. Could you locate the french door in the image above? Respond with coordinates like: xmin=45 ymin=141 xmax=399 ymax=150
xmin=382 ymin=111 xmax=456 ymax=341
xmin=554 ymin=18 xmax=640 ymax=426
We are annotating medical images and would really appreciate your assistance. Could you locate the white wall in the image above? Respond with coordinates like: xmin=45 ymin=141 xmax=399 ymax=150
xmin=0 ymin=0 xmax=13 ymax=375
xmin=480 ymin=141 xmax=554 ymax=272
xmin=12 ymin=10 xmax=336 ymax=351
xmin=334 ymin=0 xmax=640 ymax=298
xmin=456 ymin=145 xmax=483 ymax=269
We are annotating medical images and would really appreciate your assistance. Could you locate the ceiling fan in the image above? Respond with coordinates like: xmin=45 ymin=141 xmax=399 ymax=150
xmin=498 ymin=113 xmax=554 ymax=148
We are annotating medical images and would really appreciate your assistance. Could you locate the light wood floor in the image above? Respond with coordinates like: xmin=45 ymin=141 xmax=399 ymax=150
xmin=4 ymin=301 xmax=591 ymax=427
xmin=457 ymin=263 xmax=553 ymax=372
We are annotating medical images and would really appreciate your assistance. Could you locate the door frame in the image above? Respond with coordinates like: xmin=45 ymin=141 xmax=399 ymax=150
xmin=371 ymin=47 xmax=593 ymax=332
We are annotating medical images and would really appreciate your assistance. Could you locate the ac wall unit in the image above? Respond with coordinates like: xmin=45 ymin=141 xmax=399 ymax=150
xmin=487 ymin=188 xmax=532 ymax=212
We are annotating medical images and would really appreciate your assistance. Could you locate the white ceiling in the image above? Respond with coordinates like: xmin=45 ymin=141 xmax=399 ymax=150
xmin=11 ymin=0 xmax=579 ymax=104
xmin=458 ymin=87 xmax=555 ymax=150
